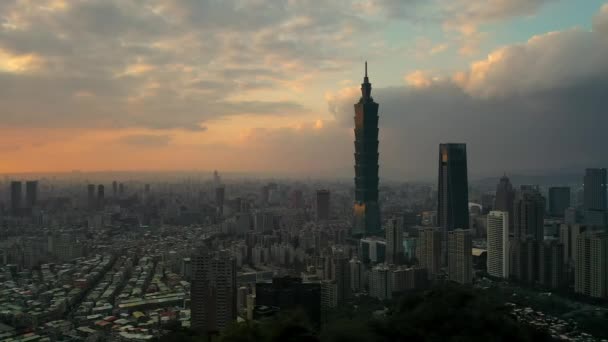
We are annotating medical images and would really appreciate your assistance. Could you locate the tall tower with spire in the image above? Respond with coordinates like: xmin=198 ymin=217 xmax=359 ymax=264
xmin=352 ymin=62 xmax=381 ymax=237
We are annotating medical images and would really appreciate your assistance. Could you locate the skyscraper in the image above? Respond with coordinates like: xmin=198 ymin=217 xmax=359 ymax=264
xmin=438 ymin=143 xmax=469 ymax=231
xmin=353 ymin=62 xmax=381 ymax=237
xmin=583 ymin=168 xmax=607 ymax=226
xmin=510 ymin=191 xmax=545 ymax=283
xmin=538 ymin=240 xmax=565 ymax=289
xmin=316 ymin=189 xmax=330 ymax=221
xmin=191 ymin=249 xmax=236 ymax=335
xmin=487 ymin=211 xmax=509 ymax=279
xmin=112 ymin=181 xmax=118 ymax=197
xmin=331 ymin=255 xmax=351 ymax=303
xmin=494 ymin=175 xmax=515 ymax=234
xmin=438 ymin=143 xmax=469 ymax=265
xmin=25 ymin=181 xmax=38 ymax=210
xmin=386 ymin=217 xmax=404 ymax=265
xmin=448 ymin=229 xmax=472 ymax=284
xmin=10 ymin=181 xmax=22 ymax=216
xmin=548 ymin=187 xmax=570 ymax=218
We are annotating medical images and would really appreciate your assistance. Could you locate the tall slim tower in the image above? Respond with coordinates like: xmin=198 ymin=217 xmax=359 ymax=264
xmin=386 ymin=217 xmax=404 ymax=265
xmin=583 ymin=168 xmax=607 ymax=226
xmin=25 ymin=181 xmax=38 ymax=209
xmin=353 ymin=62 xmax=381 ymax=237
xmin=438 ymin=143 xmax=469 ymax=232
xmin=438 ymin=143 xmax=469 ymax=265
xmin=487 ymin=211 xmax=509 ymax=279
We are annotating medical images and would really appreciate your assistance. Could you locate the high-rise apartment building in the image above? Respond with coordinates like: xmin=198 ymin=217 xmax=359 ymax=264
xmin=330 ymin=255 xmax=351 ymax=303
xmin=548 ymin=187 xmax=570 ymax=218
xmin=349 ymin=258 xmax=364 ymax=293
xmin=10 ymin=181 xmax=22 ymax=216
xmin=316 ymin=189 xmax=330 ymax=221
xmin=369 ymin=264 xmax=391 ymax=300
xmin=487 ymin=211 xmax=509 ymax=279
xmin=191 ymin=249 xmax=236 ymax=334
xmin=448 ymin=229 xmax=472 ymax=284
xmin=494 ymin=175 xmax=515 ymax=234
xmin=575 ymin=232 xmax=608 ymax=298
xmin=320 ymin=281 xmax=338 ymax=309
xmin=538 ymin=240 xmax=564 ymax=289
xmin=353 ymin=62 xmax=381 ymax=237
xmin=510 ymin=238 xmax=539 ymax=284
xmin=513 ymin=191 xmax=545 ymax=241
xmin=559 ymin=224 xmax=587 ymax=266
xmin=416 ymin=227 xmax=442 ymax=279
xmin=391 ymin=266 xmax=428 ymax=293
xmin=386 ymin=217 xmax=404 ymax=265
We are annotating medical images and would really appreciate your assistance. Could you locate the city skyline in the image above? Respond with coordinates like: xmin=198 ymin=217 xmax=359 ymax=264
xmin=1 ymin=1 xmax=608 ymax=180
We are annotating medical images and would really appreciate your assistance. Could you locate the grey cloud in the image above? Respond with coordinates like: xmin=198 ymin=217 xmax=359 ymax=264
xmin=117 ymin=134 xmax=173 ymax=147
xmin=0 ymin=0 xmax=371 ymax=131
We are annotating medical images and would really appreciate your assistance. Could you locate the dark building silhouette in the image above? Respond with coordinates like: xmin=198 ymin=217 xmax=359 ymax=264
xmin=256 ymin=277 xmax=321 ymax=327
xmin=438 ymin=143 xmax=469 ymax=264
xmin=316 ymin=189 xmax=330 ymax=221
xmin=548 ymin=187 xmax=570 ymax=217
xmin=583 ymin=168 xmax=607 ymax=226
xmin=292 ymin=189 xmax=304 ymax=209
xmin=494 ymin=175 xmax=515 ymax=233
xmin=353 ymin=62 xmax=381 ymax=237
xmin=513 ymin=191 xmax=545 ymax=241
xmin=87 ymin=184 xmax=96 ymax=210
xmin=97 ymin=184 xmax=105 ymax=209
xmin=10 ymin=181 xmax=22 ymax=216
xmin=118 ymin=183 xmax=125 ymax=197
xmin=25 ymin=181 xmax=38 ymax=210
xmin=112 ymin=181 xmax=118 ymax=197
xmin=216 ymin=186 xmax=225 ymax=217
xmin=584 ymin=168 xmax=607 ymax=211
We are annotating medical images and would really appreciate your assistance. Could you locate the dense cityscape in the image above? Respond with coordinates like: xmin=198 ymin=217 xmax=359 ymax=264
xmin=0 ymin=67 xmax=607 ymax=341
xmin=2 ymin=1 xmax=608 ymax=341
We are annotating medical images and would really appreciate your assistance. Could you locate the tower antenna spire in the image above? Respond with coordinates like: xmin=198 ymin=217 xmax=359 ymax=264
xmin=365 ymin=61 xmax=368 ymax=77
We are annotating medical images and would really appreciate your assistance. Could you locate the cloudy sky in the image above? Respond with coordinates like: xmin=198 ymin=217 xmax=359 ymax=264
xmin=1 ymin=0 xmax=607 ymax=180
